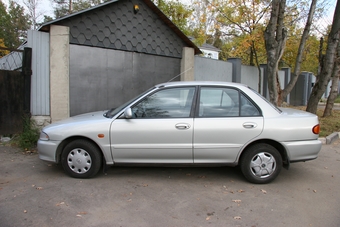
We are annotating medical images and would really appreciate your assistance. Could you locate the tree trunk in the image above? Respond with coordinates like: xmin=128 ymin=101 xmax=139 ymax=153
xmin=252 ymin=41 xmax=262 ymax=93
xmin=323 ymin=42 xmax=340 ymax=117
xmin=306 ymin=0 xmax=340 ymax=114
xmin=264 ymin=0 xmax=287 ymax=106
xmin=281 ymin=0 xmax=317 ymax=103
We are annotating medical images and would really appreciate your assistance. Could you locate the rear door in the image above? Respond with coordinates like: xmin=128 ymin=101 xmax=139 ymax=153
xmin=193 ymin=86 xmax=264 ymax=163
xmin=110 ymin=86 xmax=196 ymax=163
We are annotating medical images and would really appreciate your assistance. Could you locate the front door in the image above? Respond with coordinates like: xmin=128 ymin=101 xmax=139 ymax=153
xmin=110 ymin=87 xmax=196 ymax=163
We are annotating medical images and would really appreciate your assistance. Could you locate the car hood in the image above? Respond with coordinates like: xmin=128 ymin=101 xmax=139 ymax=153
xmin=46 ymin=111 xmax=108 ymax=126
xmin=42 ymin=111 xmax=112 ymax=138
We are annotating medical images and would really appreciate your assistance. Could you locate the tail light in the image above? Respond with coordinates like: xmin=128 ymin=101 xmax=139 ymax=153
xmin=312 ymin=124 xmax=320 ymax=134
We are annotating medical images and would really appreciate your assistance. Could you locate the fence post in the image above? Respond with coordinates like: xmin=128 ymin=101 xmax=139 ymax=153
xmin=22 ymin=47 xmax=32 ymax=115
xmin=227 ymin=58 xmax=241 ymax=83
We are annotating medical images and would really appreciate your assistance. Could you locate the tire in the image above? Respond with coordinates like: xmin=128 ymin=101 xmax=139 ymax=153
xmin=61 ymin=139 xmax=102 ymax=178
xmin=240 ymin=143 xmax=282 ymax=184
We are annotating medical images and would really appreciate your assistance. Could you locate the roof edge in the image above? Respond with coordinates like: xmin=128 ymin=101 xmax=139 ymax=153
xmin=38 ymin=0 xmax=201 ymax=55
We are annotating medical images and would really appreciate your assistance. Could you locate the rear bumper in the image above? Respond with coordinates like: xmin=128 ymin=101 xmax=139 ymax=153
xmin=37 ymin=139 xmax=61 ymax=163
xmin=282 ymin=139 xmax=322 ymax=162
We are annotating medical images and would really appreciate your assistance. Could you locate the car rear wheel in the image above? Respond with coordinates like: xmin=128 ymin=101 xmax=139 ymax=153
xmin=240 ymin=143 xmax=282 ymax=184
xmin=61 ymin=139 xmax=102 ymax=178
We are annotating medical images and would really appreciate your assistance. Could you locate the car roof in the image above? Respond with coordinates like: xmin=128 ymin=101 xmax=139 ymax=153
xmin=156 ymin=81 xmax=248 ymax=89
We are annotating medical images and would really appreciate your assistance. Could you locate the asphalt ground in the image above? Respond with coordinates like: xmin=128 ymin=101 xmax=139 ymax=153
xmin=0 ymin=140 xmax=340 ymax=227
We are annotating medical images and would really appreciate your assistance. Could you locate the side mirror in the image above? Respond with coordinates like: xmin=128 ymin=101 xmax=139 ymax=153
xmin=124 ymin=108 xmax=133 ymax=119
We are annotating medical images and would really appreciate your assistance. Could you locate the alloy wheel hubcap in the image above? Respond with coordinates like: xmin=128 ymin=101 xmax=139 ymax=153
xmin=250 ymin=152 xmax=276 ymax=178
xmin=67 ymin=148 xmax=92 ymax=174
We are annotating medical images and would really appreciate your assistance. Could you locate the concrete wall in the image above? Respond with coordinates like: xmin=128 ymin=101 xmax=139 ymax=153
xmin=194 ymin=56 xmax=233 ymax=82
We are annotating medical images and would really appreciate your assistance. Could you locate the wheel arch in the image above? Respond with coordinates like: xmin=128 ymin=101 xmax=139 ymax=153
xmin=239 ymin=139 xmax=289 ymax=166
xmin=55 ymin=136 xmax=105 ymax=164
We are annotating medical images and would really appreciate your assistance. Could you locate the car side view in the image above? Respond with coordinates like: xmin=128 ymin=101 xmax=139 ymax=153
xmin=38 ymin=81 xmax=322 ymax=184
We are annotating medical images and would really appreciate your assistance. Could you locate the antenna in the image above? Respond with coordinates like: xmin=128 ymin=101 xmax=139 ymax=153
xmin=168 ymin=67 xmax=193 ymax=82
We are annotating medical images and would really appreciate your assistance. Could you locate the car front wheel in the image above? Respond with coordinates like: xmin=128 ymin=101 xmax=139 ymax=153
xmin=61 ymin=139 xmax=102 ymax=178
xmin=240 ymin=143 xmax=282 ymax=184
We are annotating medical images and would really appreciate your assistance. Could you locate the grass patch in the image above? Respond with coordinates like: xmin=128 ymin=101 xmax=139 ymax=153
xmin=335 ymin=95 xmax=340 ymax=103
xmin=317 ymin=109 xmax=340 ymax=137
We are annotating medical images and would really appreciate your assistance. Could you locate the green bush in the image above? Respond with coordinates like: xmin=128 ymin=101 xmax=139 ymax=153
xmin=18 ymin=116 xmax=39 ymax=150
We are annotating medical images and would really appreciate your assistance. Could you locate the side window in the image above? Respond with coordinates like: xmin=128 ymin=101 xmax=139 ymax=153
xmin=131 ymin=87 xmax=195 ymax=118
xmin=199 ymin=87 xmax=239 ymax=117
xmin=240 ymin=93 xmax=260 ymax=116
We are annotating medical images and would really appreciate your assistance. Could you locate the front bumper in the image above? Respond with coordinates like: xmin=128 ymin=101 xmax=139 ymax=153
xmin=282 ymin=139 xmax=322 ymax=162
xmin=37 ymin=139 xmax=61 ymax=163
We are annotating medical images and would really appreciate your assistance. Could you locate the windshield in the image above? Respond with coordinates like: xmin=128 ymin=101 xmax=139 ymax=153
xmin=104 ymin=87 xmax=155 ymax=118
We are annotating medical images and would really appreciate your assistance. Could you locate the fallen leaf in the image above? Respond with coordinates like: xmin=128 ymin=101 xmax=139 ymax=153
xmin=206 ymin=216 xmax=211 ymax=221
xmin=238 ymin=189 xmax=245 ymax=193
xmin=232 ymin=200 xmax=241 ymax=203
xmin=261 ymin=189 xmax=267 ymax=194
xmin=313 ymin=190 xmax=317 ymax=193
xmin=56 ymin=202 xmax=65 ymax=206
xmin=234 ymin=216 xmax=241 ymax=220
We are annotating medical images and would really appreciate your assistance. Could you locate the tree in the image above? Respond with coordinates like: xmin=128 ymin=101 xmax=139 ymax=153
xmin=264 ymin=0 xmax=320 ymax=106
xmin=215 ymin=0 xmax=271 ymax=92
xmin=0 ymin=0 xmax=31 ymax=49
xmin=264 ymin=0 xmax=287 ymax=106
xmin=52 ymin=0 xmax=108 ymax=18
xmin=23 ymin=0 xmax=43 ymax=30
xmin=323 ymin=41 xmax=339 ymax=117
xmin=189 ymin=0 xmax=219 ymax=46
xmin=215 ymin=0 xmax=271 ymax=63
xmin=0 ymin=1 xmax=10 ymax=50
xmin=279 ymin=0 xmax=318 ymax=105
xmin=0 ymin=39 xmax=10 ymax=57
xmin=154 ymin=0 xmax=193 ymax=36
xmin=306 ymin=0 xmax=340 ymax=114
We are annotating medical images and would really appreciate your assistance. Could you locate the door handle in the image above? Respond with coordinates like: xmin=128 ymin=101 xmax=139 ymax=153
xmin=243 ymin=122 xmax=257 ymax=129
xmin=175 ymin=123 xmax=191 ymax=130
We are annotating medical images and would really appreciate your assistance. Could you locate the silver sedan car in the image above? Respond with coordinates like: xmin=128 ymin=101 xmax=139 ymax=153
xmin=38 ymin=81 xmax=322 ymax=184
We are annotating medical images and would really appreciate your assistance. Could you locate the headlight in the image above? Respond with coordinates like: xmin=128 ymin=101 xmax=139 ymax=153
xmin=39 ymin=131 xmax=50 ymax=141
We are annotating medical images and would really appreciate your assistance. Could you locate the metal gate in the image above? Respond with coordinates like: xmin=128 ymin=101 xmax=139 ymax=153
xmin=0 ymin=47 xmax=32 ymax=135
